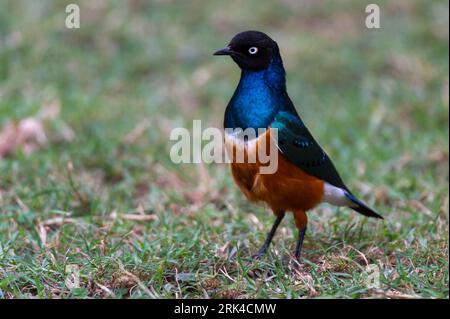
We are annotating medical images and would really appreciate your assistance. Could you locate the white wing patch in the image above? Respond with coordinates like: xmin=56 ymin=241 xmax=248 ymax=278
xmin=322 ymin=183 xmax=352 ymax=206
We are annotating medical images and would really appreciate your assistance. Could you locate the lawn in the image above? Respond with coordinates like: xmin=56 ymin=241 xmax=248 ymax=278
xmin=0 ymin=0 xmax=448 ymax=298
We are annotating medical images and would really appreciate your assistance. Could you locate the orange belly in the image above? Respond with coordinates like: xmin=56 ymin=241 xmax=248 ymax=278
xmin=224 ymin=128 xmax=324 ymax=213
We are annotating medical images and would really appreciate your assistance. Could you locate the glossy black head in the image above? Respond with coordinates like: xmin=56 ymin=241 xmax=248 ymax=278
xmin=214 ymin=31 xmax=279 ymax=71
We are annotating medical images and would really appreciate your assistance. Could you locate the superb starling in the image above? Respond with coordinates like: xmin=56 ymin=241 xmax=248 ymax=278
xmin=214 ymin=31 xmax=382 ymax=261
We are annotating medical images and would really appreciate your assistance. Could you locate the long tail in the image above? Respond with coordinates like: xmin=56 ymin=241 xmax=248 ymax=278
xmin=345 ymin=192 xmax=383 ymax=219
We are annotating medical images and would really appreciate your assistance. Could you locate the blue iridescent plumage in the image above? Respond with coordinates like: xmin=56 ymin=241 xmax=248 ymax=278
xmin=224 ymin=53 xmax=292 ymax=130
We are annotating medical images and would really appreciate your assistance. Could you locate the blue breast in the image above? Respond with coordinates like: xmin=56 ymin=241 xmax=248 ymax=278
xmin=224 ymin=54 xmax=289 ymax=132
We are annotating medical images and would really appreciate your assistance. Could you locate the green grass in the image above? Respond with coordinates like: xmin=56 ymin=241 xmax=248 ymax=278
xmin=0 ymin=0 xmax=448 ymax=298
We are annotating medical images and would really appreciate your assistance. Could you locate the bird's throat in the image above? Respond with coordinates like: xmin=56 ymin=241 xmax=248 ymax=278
xmin=224 ymin=55 xmax=286 ymax=131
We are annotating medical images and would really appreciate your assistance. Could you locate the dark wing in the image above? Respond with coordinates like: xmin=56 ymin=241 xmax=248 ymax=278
xmin=271 ymin=110 xmax=382 ymax=219
xmin=271 ymin=110 xmax=350 ymax=192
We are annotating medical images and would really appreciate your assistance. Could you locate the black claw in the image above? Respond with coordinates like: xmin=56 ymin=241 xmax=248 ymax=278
xmin=252 ymin=244 xmax=270 ymax=259
xmin=252 ymin=251 xmax=265 ymax=260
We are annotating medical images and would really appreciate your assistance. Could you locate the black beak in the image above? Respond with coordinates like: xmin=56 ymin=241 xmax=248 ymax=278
xmin=213 ymin=46 xmax=232 ymax=56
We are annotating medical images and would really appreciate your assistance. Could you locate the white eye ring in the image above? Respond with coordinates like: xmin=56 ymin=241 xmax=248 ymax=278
xmin=248 ymin=47 xmax=258 ymax=54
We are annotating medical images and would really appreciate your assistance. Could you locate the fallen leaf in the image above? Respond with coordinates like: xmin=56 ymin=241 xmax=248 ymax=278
xmin=0 ymin=118 xmax=47 ymax=158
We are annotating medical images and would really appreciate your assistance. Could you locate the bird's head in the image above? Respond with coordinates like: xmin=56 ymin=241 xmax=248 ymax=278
xmin=214 ymin=31 xmax=279 ymax=71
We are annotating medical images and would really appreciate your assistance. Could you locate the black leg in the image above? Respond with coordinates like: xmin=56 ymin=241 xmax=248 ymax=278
xmin=252 ymin=214 xmax=285 ymax=259
xmin=294 ymin=227 xmax=307 ymax=260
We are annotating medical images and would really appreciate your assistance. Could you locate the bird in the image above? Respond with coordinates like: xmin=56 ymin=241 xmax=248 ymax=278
xmin=213 ymin=30 xmax=383 ymax=261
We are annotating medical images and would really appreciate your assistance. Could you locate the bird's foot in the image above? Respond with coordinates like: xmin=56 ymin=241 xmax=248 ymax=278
xmin=251 ymin=247 xmax=268 ymax=260
xmin=290 ymin=251 xmax=303 ymax=269
xmin=251 ymin=214 xmax=285 ymax=260
xmin=251 ymin=252 xmax=264 ymax=260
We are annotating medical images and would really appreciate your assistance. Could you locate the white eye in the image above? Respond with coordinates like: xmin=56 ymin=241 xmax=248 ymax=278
xmin=248 ymin=47 xmax=258 ymax=54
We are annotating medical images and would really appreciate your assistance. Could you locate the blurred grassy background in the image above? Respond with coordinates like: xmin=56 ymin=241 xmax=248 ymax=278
xmin=0 ymin=0 xmax=448 ymax=298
